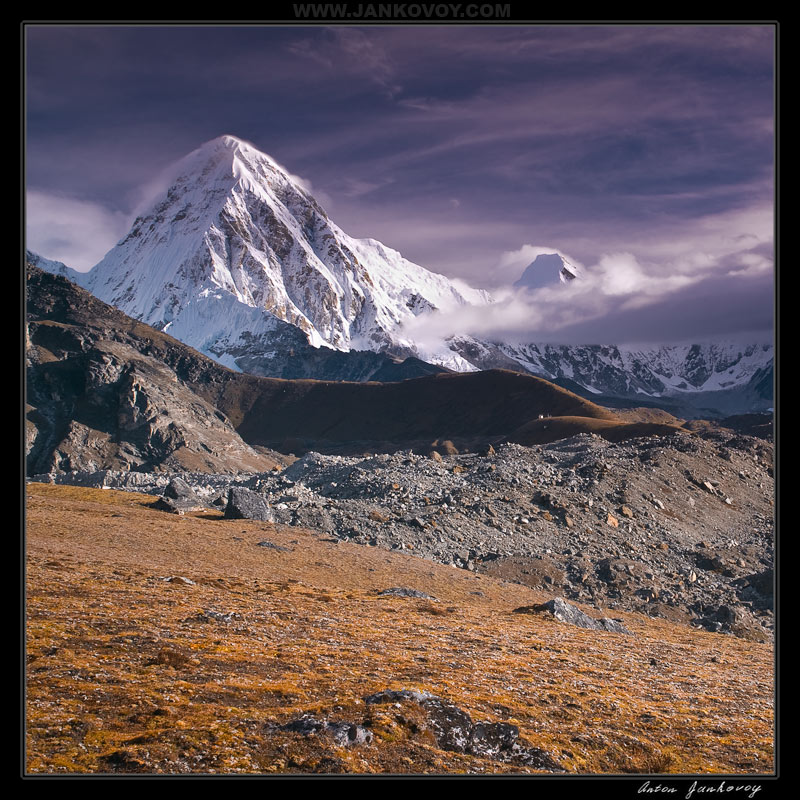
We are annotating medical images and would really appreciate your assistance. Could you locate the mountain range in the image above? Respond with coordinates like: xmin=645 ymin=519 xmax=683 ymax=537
xmin=27 ymin=264 xmax=695 ymax=474
xmin=27 ymin=135 xmax=773 ymax=417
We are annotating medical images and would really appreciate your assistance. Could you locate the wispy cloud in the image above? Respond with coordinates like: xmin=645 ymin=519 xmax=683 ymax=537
xmin=401 ymin=202 xmax=774 ymax=346
xmin=25 ymin=190 xmax=130 ymax=271
xmin=24 ymin=24 xmax=774 ymax=343
xmin=332 ymin=28 xmax=402 ymax=98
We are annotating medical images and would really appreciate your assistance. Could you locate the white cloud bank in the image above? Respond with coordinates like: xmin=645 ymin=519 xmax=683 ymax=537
xmin=402 ymin=205 xmax=774 ymax=346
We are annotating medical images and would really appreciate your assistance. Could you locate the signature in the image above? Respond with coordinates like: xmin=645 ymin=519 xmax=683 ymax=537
xmin=638 ymin=781 xmax=762 ymax=799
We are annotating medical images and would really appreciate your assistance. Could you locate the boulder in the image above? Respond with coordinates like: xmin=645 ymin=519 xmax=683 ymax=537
xmin=223 ymin=487 xmax=275 ymax=522
xmin=153 ymin=478 xmax=207 ymax=514
xmin=514 ymin=597 xmax=631 ymax=635
xmin=163 ymin=477 xmax=195 ymax=500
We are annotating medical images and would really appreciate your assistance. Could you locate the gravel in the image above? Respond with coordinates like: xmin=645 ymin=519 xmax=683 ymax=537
xmin=30 ymin=430 xmax=774 ymax=640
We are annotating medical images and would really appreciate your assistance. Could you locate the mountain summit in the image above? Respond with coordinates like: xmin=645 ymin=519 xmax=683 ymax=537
xmin=513 ymin=253 xmax=580 ymax=291
xmin=83 ymin=135 xmax=488 ymax=371
xmin=28 ymin=135 xmax=773 ymax=415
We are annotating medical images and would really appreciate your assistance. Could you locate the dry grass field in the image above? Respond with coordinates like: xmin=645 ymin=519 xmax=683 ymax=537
xmin=24 ymin=484 xmax=774 ymax=776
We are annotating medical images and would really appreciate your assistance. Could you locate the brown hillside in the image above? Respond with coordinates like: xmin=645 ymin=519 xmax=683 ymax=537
xmin=509 ymin=416 xmax=687 ymax=446
xmin=213 ymin=369 xmax=618 ymax=452
xmin=606 ymin=407 xmax=686 ymax=426
xmin=27 ymin=266 xmax=657 ymax=464
xmin=25 ymin=484 xmax=774 ymax=776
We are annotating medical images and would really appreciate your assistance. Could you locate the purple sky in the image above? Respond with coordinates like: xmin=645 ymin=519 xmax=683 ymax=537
xmin=24 ymin=23 xmax=776 ymax=344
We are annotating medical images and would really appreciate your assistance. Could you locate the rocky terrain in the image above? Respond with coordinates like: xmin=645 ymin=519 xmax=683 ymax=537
xmin=25 ymin=264 xmax=686 ymax=475
xmin=25 ymin=482 xmax=774 ymax=775
xmin=33 ymin=427 xmax=774 ymax=644
xmin=24 ymin=260 xmax=776 ymax=776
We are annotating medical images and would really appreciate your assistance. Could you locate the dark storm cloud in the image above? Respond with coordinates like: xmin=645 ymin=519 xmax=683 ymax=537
xmin=24 ymin=23 xmax=775 ymax=339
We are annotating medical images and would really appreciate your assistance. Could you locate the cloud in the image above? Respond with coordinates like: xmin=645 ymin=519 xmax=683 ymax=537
xmin=332 ymin=28 xmax=402 ymax=98
xmin=25 ymin=190 xmax=130 ymax=271
xmin=401 ymin=215 xmax=774 ymax=347
xmin=337 ymin=176 xmax=396 ymax=199
xmin=284 ymin=171 xmax=334 ymax=211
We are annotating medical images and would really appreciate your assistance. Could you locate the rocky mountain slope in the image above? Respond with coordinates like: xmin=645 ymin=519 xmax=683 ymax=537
xmin=25 ymin=267 xmax=286 ymax=475
xmin=27 ymin=134 xmax=772 ymax=415
xmin=26 ymin=264 xmax=687 ymax=475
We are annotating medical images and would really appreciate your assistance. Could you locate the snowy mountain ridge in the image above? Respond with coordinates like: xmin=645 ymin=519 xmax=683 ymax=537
xmin=494 ymin=340 xmax=772 ymax=396
xmin=27 ymin=135 xmax=773 ymax=415
xmin=77 ymin=135 xmax=487 ymax=371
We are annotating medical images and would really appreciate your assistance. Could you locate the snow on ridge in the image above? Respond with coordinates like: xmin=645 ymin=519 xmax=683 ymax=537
xmin=28 ymin=136 xmax=772 ymax=410
xmin=513 ymin=253 xmax=580 ymax=292
xmin=491 ymin=339 xmax=773 ymax=401
xmin=78 ymin=134 xmax=493 ymax=372
xmin=26 ymin=249 xmax=91 ymax=288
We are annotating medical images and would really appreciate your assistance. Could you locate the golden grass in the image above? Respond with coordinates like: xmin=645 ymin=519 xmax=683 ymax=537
xmin=25 ymin=484 xmax=774 ymax=775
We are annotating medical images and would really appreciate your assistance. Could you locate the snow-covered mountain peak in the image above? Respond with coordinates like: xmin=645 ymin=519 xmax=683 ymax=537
xmin=72 ymin=134 xmax=490 ymax=366
xmin=156 ymin=134 xmax=316 ymax=213
xmin=183 ymin=133 xmax=277 ymax=170
xmin=513 ymin=253 xmax=580 ymax=291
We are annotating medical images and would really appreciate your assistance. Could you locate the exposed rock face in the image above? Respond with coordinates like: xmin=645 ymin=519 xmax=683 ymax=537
xmin=25 ymin=265 xmax=283 ymax=475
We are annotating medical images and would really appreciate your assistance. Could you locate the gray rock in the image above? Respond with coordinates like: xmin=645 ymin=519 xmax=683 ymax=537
xmin=224 ymin=487 xmax=275 ymax=522
xmin=364 ymin=689 xmax=435 ymax=705
xmin=744 ymin=568 xmax=773 ymax=597
xmin=280 ymin=716 xmax=373 ymax=747
xmin=514 ymin=597 xmax=631 ymax=635
xmin=256 ymin=540 xmax=291 ymax=551
xmin=378 ymin=587 xmax=436 ymax=600
xmin=152 ymin=495 xmax=205 ymax=514
xmin=153 ymin=477 xmax=209 ymax=513
xmin=163 ymin=477 xmax=196 ymax=500
xmin=162 ymin=575 xmax=195 ymax=585
xmin=325 ymin=721 xmax=374 ymax=747
xmin=186 ymin=609 xmax=242 ymax=624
